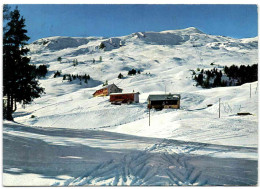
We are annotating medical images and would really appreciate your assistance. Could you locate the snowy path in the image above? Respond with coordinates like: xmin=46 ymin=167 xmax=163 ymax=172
xmin=3 ymin=122 xmax=257 ymax=186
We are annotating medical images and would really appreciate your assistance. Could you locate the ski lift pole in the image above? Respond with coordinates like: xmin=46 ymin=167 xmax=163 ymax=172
xmin=250 ymin=84 xmax=251 ymax=98
xmin=219 ymin=98 xmax=221 ymax=118
xmin=148 ymin=98 xmax=151 ymax=126
xmin=149 ymin=106 xmax=150 ymax=126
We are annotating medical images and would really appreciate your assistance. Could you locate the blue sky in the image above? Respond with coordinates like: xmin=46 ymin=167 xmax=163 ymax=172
xmin=8 ymin=4 xmax=258 ymax=43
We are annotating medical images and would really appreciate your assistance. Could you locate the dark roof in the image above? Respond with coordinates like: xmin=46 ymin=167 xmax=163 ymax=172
xmin=110 ymin=92 xmax=140 ymax=95
xmin=147 ymin=94 xmax=181 ymax=101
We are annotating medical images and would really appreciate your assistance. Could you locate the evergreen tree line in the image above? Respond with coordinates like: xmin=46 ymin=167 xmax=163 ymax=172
xmin=194 ymin=64 xmax=258 ymax=88
xmin=194 ymin=68 xmax=226 ymax=88
xmin=62 ymin=74 xmax=90 ymax=84
xmin=53 ymin=71 xmax=90 ymax=84
xmin=224 ymin=64 xmax=258 ymax=85
xmin=57 ymin=56 xmax=102 ymax=65
xmin=118 ymin=69 xmax=142 ymax=79
xmin=128 ymin=69 xmax=141 ymax=75
xmin=3 ymin=6 xmax=44 ymax=120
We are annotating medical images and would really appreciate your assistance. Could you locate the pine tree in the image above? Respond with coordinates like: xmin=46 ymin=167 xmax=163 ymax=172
xmin=99 ymin=43 xmax=105 ymax=49
xmin=3 ymin=8 xmax=44 ymax=121
xmin=118 ymin=73 xmax=123 ymax=79
xmin=54 ymin=71 xmax=61 ymax=78
xmin=103 ymin=80 xmax=108 ymax=86
xmin=3 ymin=5 xmax=11 ymax=32
xmin=57 ymin=57 xmax=62 ymax=63
xmin=73 ymin=59 xmax=78 ymax=66
xmin=36 ymin=65 xmax=48 ymax=78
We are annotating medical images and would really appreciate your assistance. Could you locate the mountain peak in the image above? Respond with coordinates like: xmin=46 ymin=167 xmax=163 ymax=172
xmin=160 ymin=27 xmax=204 ymax=35
xmin=178 ymin=27 xmax=204 ymax=34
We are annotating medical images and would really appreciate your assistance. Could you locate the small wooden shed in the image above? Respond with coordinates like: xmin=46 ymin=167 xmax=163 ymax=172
xmin=93 ymin=84 xmax=123 ymax=97
xmin=147 ymin=93 xmax=181 ymax=109
xmin=110 ymin=92 xmax=140 ymax=104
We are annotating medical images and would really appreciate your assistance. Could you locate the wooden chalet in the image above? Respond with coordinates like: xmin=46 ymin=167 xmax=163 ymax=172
xmin=110 ymin=92 xmax=140 ymax=104
xmin=93 ymin=84 xmax=122 ymax=97
xmin=147 ymin=93 xmax=181 ymax=109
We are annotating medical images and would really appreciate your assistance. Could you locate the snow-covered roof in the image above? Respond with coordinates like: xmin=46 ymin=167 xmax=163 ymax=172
xmin=100 ymin=84 xmax=121 ymax=90
xmin=147 ymin=94 xmax=181 ymax=101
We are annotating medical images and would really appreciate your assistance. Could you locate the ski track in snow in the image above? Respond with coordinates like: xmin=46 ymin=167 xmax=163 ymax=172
xmin=3 ymin=122 xmax=257 ymax=186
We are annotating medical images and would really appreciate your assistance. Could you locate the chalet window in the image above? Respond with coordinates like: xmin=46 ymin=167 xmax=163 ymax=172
xmin=151 ymin=101 xmax=163 ymax=105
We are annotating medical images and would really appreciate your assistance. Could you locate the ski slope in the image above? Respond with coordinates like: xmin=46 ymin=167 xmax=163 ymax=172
xmin=3 ymin=27 xmax=258 ymax=186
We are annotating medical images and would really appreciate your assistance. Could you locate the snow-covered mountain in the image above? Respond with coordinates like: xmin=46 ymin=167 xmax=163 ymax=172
xmin=4 ymin=27 xmax=258 ymax=186
xmin=19 ymin=26 xmax=258 ymax=131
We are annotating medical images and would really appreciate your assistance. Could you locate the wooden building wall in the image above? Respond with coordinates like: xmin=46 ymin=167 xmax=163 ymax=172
xmin=110 ymin=93 xmax=139 ymax=103
xmin=148 ymin=99 xmax=180 ymax=109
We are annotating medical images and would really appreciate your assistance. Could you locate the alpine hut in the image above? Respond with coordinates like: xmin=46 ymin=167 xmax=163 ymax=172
xmin=93 ymin=84 xmax=123 ymax=97
xmin=110 ymin=92 xmax=140 ymax=104
xmin=147 ymin=93 xmax=181 ymax=109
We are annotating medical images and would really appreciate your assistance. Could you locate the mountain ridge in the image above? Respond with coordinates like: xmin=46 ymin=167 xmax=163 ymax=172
xmin=27 ymin=27 xmax=258 ymax=61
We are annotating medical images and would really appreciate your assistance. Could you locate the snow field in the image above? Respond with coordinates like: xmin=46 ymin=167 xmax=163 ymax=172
xmin=3 ymin=27 xmax=258 ymax=186
xmin=3 ymin=122 xmax=257 ymax=186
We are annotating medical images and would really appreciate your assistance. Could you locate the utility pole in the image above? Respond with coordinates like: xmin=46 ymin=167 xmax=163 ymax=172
xmin=250 ymin=84 xmax=251 ymax=98
xmin=149 ymin=107 xmax=150 ymax=126
xmin=148 ymin=98 xmax=151 ymax=126
xmin=219 ymin=98 xmax=221 ymax=118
